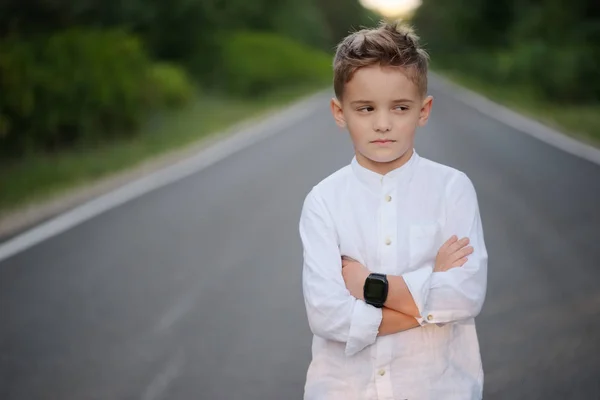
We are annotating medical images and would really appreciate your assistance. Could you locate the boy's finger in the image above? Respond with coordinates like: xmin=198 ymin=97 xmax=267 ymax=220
xmin=452 ymin=257 xmax=468 ymax=267
xmin=448 ymin=237 xmax=470 ymax=253
xmin=441 ymin=235 xmax=458 ymax=250
xmin=454 ymin=246 xmax=474 ymax=259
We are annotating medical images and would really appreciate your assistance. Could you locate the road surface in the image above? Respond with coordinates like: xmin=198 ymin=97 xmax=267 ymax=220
xmin=1 ymin=81 xmax=599 ymax=399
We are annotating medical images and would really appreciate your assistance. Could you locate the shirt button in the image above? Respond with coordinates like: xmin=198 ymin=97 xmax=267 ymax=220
xmin=427 ymin=314 xmax=433 ymax=321
xmin=385 ymin=237 xmax=392 ymax=245
xmin=378 ymin=369 xmax=386 ymax=376
xmin=385 ymin=195 xmax=392 ymax=202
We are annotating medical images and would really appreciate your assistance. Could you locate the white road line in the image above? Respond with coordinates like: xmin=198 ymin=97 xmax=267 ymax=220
xmin=142 ymin=348 xmax=185 ymax=400
xmin=154 ymin=289 xmax=200 ymax=334
xmin=429 ymin=72 xmax=600 ymax=166
xmin=0 ymin=91 xmax=327 ymax=262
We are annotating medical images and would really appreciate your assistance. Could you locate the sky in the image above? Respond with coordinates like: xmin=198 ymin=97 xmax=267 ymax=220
xmin=360 ymin=0 xmax=422 ymax=16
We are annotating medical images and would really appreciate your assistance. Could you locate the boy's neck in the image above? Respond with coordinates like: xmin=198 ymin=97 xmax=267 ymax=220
xmin=355 ymin=148 xmax=414 ymax=176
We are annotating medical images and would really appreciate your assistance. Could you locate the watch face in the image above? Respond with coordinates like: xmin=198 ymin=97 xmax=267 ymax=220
xmin=366 ymin=280 xmax=385 ymax=299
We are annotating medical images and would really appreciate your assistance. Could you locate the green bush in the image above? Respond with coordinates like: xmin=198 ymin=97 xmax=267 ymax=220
xmin=148 ymin=62 xmax=195 ymax=108
xmin=511 ymin=43 xmax=598 ymax=102
xmin=218 ymin=32 xmax=332 ymax=97
xmin=0 ymin=29 xmax=154 ymax=155
xmin=434 ymin=44 xmax=599 ymax=104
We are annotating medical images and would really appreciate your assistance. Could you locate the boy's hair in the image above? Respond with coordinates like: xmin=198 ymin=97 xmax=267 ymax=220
xmin=333 ymin=20 xmax=429 ymax=100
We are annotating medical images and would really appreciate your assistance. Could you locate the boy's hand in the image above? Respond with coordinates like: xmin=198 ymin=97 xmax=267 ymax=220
xmin=435 ymin=236 xmax=474 ymax=272
xmin=341 ymin=256 xmax=370 ymax=300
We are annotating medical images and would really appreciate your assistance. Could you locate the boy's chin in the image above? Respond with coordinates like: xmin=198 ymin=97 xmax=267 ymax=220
xmin=373 ymin=157 xmax=402 ymax=164
xmin=362 ymin=151 xmax=409 ymax=164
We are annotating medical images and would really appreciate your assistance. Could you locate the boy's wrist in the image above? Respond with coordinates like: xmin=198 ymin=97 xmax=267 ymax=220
xmin=341 ymin=257 xmax=371 ymax=300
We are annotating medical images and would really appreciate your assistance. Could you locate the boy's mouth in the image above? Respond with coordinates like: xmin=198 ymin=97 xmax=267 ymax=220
xmin=371 ymin=139 xmax=395 ymax=144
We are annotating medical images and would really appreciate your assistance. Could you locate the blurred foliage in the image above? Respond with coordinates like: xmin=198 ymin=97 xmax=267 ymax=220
xmin=148 ymin=63 xmax=195 ymax=109
xmin=0 ymin=29 xmax=154 ymax=154
xmin=317 ymin=0 xmax=382 ymax=49
xmin=413 ymin=0 xmax=600 ymax=103
xmin=218 ymin=32 xmax=332 ymax=97
xmin=0 ymin=0 xmax=375 ymax=78
xmin=0 ymin=0 xmax=377 ymax=157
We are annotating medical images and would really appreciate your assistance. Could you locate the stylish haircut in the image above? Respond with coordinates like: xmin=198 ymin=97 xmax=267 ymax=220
xmin=333 ymin=20 xmax=429 ymax=99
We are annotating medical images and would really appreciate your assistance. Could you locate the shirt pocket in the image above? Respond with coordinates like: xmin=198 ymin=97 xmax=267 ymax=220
xmin=408 ymin=223 xmax=440 ymax=269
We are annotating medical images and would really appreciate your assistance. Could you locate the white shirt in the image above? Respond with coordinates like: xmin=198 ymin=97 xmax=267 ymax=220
xmin=299 ymin=150 xmax=488 ymax=400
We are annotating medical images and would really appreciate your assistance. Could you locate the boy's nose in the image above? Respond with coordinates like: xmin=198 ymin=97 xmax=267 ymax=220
xmin=374 ymin=117 xmax=392 ymax=132
xmin=375 ymin=125 xmax=391 ymax=132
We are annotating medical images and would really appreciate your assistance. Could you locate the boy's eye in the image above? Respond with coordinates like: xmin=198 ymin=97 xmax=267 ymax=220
xmin=394 ymin=105 xmax=409 ymax=111
xmin=357 ymin=106 xmax=374 ymax=112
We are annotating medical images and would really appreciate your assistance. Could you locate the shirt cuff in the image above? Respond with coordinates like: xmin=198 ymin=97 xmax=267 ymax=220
xmin=415 ymin=317 xmax=446 ymax=327
xmin=345 ymin=300 xmax=382 ymax=356
xmin=421 ymin=310 xmax=458 ymax=325
xmin=402 ymin=265 xmax=433 ymax=322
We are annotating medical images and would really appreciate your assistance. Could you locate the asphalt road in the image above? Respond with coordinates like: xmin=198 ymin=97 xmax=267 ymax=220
xmin=1 ymin=82 xmax=599 ymax=400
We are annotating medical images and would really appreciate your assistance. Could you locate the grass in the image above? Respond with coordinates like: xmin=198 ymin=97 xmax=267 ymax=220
xmin=0 ymin=84 xmax=327 ymax=215
xmin=433 ymin=68 xmax=600 ymax=148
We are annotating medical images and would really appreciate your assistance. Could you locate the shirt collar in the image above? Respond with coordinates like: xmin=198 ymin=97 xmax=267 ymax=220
xmin=350 ymin=149 xmax=420 ymax=192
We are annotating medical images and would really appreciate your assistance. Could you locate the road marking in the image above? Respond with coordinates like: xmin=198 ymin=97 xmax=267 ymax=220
xmin=429 ymin=73 xmax=600 ymax=167
xmin=142 ymin=348 xmax=185 ymax=400
xmin=154 ymin=289 xmax=200 ymax=334
xmin=0 ymin=91 xmax=327 ymax=262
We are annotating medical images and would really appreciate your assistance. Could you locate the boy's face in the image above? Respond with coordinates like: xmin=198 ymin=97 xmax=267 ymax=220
xmin=331 ymin=64 xmax=433 ymax=175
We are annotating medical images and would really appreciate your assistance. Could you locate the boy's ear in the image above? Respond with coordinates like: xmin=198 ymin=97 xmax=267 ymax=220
xmin=418 ymin=95 xmax=434 ymax=127
xmin=330 ymin=98 xmax=346 ymax=128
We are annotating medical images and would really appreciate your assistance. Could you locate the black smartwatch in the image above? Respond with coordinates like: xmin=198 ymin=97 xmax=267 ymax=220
xmin=363 ymin=273 xmax=388 ymax=308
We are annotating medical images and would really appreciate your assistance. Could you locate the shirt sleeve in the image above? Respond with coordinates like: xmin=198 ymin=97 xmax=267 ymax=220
xmin=402 ymin=265 xmax=433 ymax=323
xmin=420 ymin=172 xmax=488 ymax=325
xmin=299 ymin=187 xmax=382 ymax=356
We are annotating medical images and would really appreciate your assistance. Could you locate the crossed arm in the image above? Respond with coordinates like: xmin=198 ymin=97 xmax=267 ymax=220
xmin=339 ymin=257 xmax=420 ymax=336
xmin=300 ymin=174 xmax=488 ymax=356
xmin=340 ymin=234 xmax=473 ymax=337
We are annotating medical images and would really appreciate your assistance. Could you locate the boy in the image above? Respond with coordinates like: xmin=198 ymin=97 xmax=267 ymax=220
xmin=298 ymin=21 xmax=488 ymax=399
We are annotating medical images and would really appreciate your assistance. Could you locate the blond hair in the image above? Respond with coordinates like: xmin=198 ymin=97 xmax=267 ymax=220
xmin=333 ymin=20 xmax=429 ymax=99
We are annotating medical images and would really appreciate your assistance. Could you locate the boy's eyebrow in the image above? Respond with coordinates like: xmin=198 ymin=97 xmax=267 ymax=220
xmin=350 ymin=99 xmax=415 ymax=105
